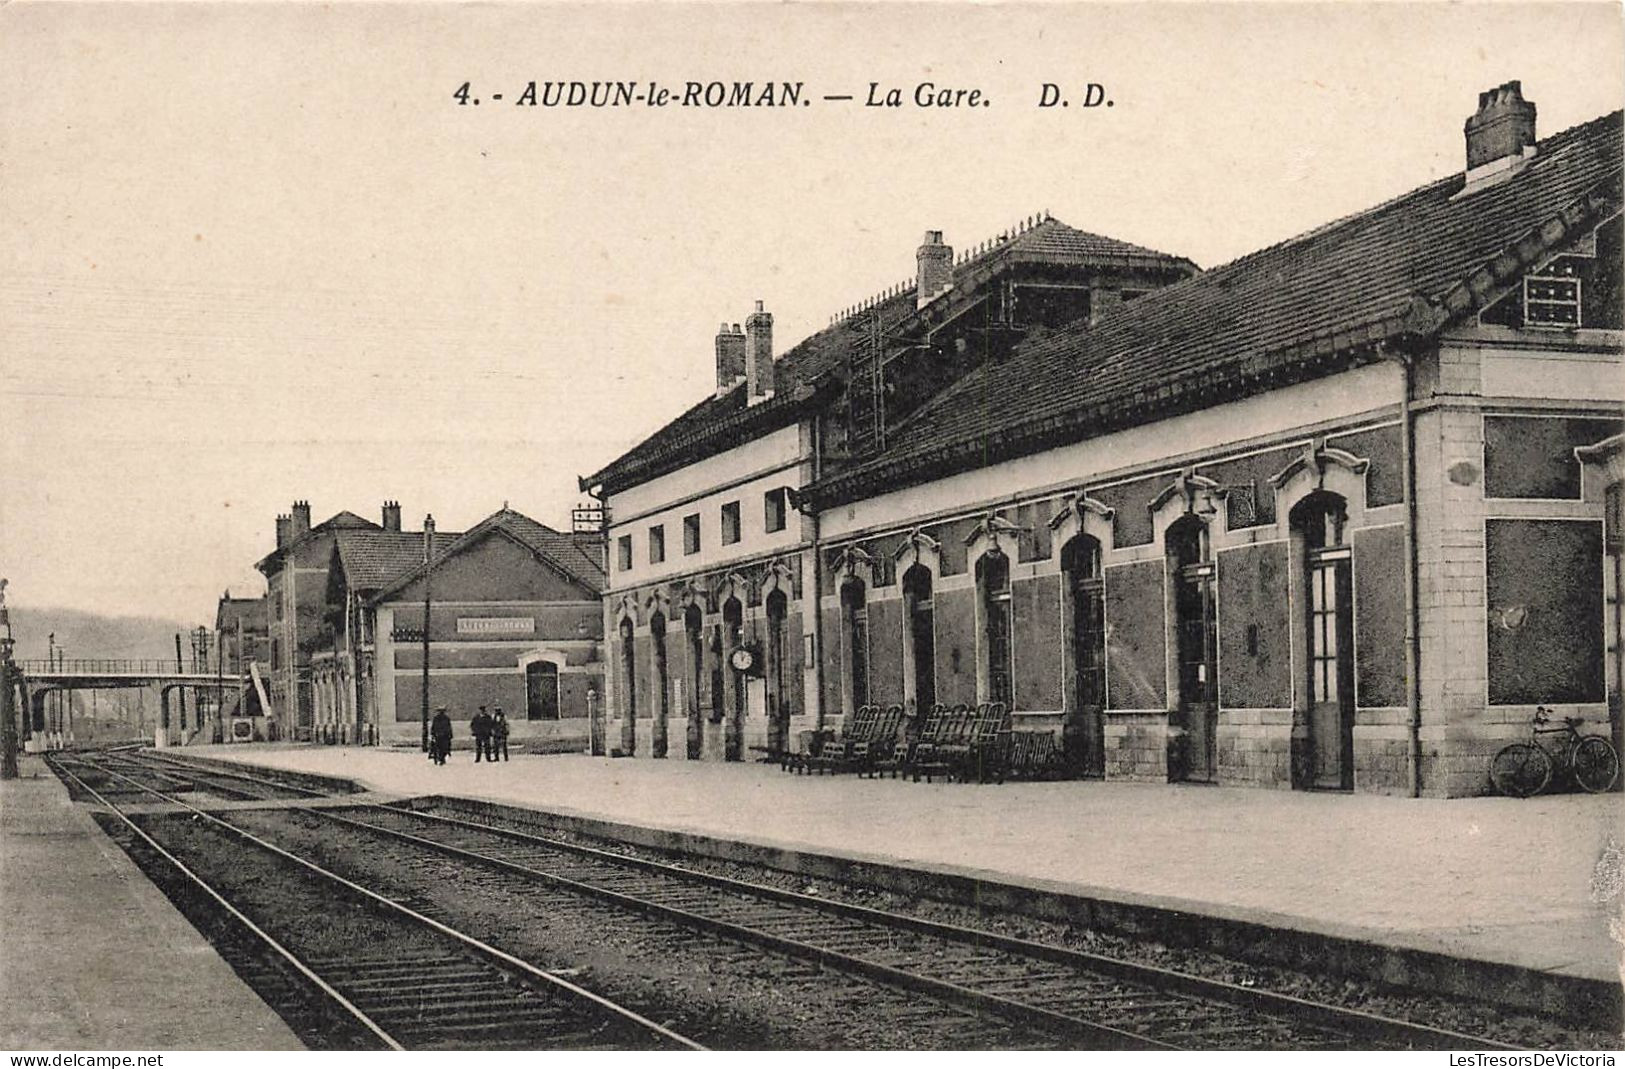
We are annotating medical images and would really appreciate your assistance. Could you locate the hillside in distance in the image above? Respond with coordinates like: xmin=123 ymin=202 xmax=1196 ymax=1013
xmin=6 ymin=604 xmax=202 ymax=664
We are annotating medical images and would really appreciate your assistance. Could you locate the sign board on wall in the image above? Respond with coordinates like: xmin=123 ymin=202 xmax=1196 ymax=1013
xmin=456 ymin=617 xmax=535 ymax=635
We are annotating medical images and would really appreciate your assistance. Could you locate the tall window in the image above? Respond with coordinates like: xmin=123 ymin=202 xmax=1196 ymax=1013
xmin=683 ymin=513 xmax=701 ymax=555
xmin=721 ymin=501 xmax=741 ymax=545
xmin=618 ymin=618 xmax=637 ymax=721
xmin=650 ymin=613 xmax=669 ymax=746
xmin=902 ymin=565 xmax=936 ymax=712
xmin=841 ymin=579 xmax=870 ymax=711
xmin=722 ymin=597 xmax=744 ymax=761
xmin=616 ymin=535 xmax=633 ymax=572
xmin=764 ymin=488 xmax=788 ymax=533
xmin=1063 ymin=535 xmax=1106 ymax=710
xmin=1169 ymin=516 xmax=1216 ymax=708
xmin=765 ymin=590 xmax=790 ymax=752
xmin=525 ymin=660 xmax=560 ymax=720
xmin=1299 ymin=492 xmax=1351 ymax=706
xmin=684 ymin=605 xmax=705 ymax=759
xmin=977 ymin=552 xmax=1014 ymax=706
xmin=648 ymin=525 xmax=665 ymax=564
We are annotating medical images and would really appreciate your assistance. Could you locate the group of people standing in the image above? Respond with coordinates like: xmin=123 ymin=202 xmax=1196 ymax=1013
xmin=427 ymin=704 xmax=510 ymax=765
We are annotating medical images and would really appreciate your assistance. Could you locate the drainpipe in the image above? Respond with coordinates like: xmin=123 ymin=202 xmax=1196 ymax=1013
xmin=808 ymin=414 xmax=827 ymax=734
xmin=1398 ymin=351 xmax=1423 ymax=797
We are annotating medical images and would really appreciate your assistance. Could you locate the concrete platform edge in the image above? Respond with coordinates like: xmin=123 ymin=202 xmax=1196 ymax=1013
xmin=416 ymin=792 xmax=1623 ymax=1032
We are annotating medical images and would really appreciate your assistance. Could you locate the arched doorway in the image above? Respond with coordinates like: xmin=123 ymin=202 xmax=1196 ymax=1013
xmin=765 ymin=590 xmax=790 ymax=757
xmin=901 ymin=565 xmax=935 ymax=716
xmin=618 ymin=617 xmax=637 ymax=755
xmin=722 ymin=596 xmax=744 ymax=761
xmin=976 ymin=551 xmax=1014 ymax=707
xmin=1169 ymin=515 xmax=1217 ymax=782
xmin=840 ymin=578 xmax=870 ymax=713
xmin=649 ymin=612 xmax=669 ymax=759
xmin=1294 ymin=491 xmax=1354 ymax=790
xmin=1062 ymin=534 xmax=1106 ymax=777
xmin=525 ymin=660 xmax=560 ymax=721
xmin=684 ymin=605 xmax=705 ymax=760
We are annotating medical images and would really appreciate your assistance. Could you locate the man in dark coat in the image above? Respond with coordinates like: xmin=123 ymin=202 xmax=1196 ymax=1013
xmin=490 ymin=707 xmax=510 ymax=762
xmin=429 ymin=706 xmax=453 ymax=766
xmin=470 ymin=705 xmax=493 ymax=763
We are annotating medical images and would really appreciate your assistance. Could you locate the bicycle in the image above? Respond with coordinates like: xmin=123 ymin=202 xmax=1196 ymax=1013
xmin=1490 ymin=706 xmax=1620 ymax=798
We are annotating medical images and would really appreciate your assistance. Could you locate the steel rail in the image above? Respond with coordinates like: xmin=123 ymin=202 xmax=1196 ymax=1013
xmin=133 ymin=751 xmax=328 ymax=797
xmin=76 ymin=756 xmax=706 ymax=1052
xmin=43 ymin=755 xmax=404 ymax=1051
xmin=305 ymin=805 xmax=1176 ymax=1049
xmin=350 ymin=801 xmax=1518 ymax=1052
xmin=92 ymin=753 xmax=281 ymax=802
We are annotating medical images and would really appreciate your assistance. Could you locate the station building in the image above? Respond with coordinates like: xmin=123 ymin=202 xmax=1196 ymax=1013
xmin=583 ymin=214 xmax=1198 ymax=760
xmin=367 ymin=508 xmax=607 ymax=751
xmin=584 ymin=84 xmax=1623 ymax=797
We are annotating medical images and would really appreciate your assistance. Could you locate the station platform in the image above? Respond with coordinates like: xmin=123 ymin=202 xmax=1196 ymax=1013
xmin=194 ymin=743 xmax=1623 ymax=1019
xmin=0 ymin=755 xmax=304 ymax=1051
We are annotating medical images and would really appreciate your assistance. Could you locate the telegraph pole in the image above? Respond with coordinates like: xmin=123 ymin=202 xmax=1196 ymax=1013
xmin=174 ymin=632 xmax=186 ymax=735
xmin=1 ymin=579 xmax=19 ymax=780
xmin=420 ymin=515 xmax=436 ymax=753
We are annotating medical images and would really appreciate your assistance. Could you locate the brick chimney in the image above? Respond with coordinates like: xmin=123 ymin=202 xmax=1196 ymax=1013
xmin=382 ymin=500 xmax=402 ymax=532
xmin=714 ymin=322 xmax=746 ymax=396
xmin=916 ymin=230 xmax=954 ymax=309
xmin=290 ymin=500 xmax=311 ymax=539
xmin=275 ymin=513 xmax=291 ymax=548
xmin=745 ymin=301 xmax=773 ymax=403
xmin=1460 ymin=81 xmax=1537 ymax=195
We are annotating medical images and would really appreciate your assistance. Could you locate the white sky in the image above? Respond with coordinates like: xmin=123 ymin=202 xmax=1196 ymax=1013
xmin=2 ymin=2 xmax=1621 ymax=626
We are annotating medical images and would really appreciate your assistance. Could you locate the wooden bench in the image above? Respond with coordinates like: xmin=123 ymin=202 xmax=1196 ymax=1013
xmin=801 ymin=705 xmax=884 ymax=775
xmin=1005 ymin=730 xmax=1067 ymax=780
xmin=782 ymin=727 xmax=835 ymax=773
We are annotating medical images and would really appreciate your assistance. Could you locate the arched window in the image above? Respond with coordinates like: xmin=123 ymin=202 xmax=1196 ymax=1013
xmin=841 ymin=578 xmax=870 ymax=711
xmin=525 ymin=660 xmax=560 ymax=720
xmin=977 ymin=551 xmax=1014 ymax=706
xmin=765 ymin=590 xmax=790 ymax=754
xmin=902 ymin=564 xmax=935 ymax=713
xmin=649 ymin=612 xmax=669 ymax=757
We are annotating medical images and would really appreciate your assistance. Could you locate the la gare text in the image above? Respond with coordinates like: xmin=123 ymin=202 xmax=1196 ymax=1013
xmin=451 ymin=81 xmax=1111 ymax=109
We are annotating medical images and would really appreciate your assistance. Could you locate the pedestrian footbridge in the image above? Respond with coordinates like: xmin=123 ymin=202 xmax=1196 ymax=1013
xmin=10 ymin=658 xmax=260 ymax=749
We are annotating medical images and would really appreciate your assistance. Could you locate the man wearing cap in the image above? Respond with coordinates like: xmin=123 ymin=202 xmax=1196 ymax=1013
xmin=470 ymin=705 xmax=494 ymax=763
xmin=490 ymin=707 xmax=510 ymax=763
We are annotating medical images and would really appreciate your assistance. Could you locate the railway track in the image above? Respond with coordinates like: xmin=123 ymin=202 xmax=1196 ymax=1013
xmin=302 ymin=799 xmax=1516 ymax=1051
xmin=45 ymin=754 xmax=704 ymax=1052
xmin=57 ymin=750 xmax=1518 ymax=1050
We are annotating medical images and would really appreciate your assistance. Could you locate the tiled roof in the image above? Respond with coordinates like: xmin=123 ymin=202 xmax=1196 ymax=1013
xmin=334 ymin=529 xmax=462 ymax=592
xmin=367 ymin=508 xmax=606 ymax=602
xmin=809 ymin=111 xmax=1625 ymax=507
xmin=254 ymin=509 xmax=382 ymax=573
xmin=483 ymin=509 xmax=607 ymax=590
xmin=582 ymin=217 xmax=1194 ymax=495
xmin=214 ymin=596 xmax=266 ymax=633
xmin=322 ymin=511 xmax=379 ymax=530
